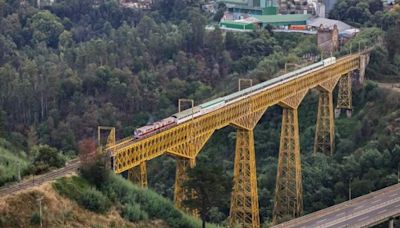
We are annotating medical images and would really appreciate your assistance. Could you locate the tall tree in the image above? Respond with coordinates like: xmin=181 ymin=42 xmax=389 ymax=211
xmin=29 ymin=10 xmax=64 ymax=47
xmin=183 ymin=158 xmax=231 ymax=228
xmin=385 ymin=23 xmax=400 ymax=61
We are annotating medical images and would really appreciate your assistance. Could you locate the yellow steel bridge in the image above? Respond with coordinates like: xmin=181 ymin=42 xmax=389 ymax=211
xmin=100 ymin=51 xmax=371 ymax=227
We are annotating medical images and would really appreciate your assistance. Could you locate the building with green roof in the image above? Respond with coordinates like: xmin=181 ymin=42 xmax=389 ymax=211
xmin=252 ymin=14 xmax=311 ymax=26
xmin=219 ymin=14 xmax=311 ymax=31
xmin=219 ymin=19 xmax=257 ymax=31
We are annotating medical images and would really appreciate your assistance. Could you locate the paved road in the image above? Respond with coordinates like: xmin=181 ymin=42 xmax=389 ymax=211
xmin=0 ymin=159 xmax=80 ymax=197
xmin=273 ymin=184 xmax=400 ymax=228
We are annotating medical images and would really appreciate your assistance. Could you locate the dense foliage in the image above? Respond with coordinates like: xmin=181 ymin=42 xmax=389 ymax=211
xmin=0 ymin=0 xmax=317 ymax=154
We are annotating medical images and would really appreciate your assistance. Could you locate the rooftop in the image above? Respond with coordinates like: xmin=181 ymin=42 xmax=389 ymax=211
xmin=308 ymin=17 xmax=353 ymax=32
xmin=252 ymin=14 xmax=312 ymax=23
xmin=222 ymin=0 xmax=249 ymax=4
xmin=220 ymin=19 xmax=254 ymax=25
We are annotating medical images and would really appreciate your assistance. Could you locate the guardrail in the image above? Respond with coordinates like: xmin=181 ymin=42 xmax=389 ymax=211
xmin=316 ymin=197 xmax=400 ymax=228
xmin=273 ymin=183 xmax=400 ymax=227
xmin=357 ymin=209 xmax=400 ymax=227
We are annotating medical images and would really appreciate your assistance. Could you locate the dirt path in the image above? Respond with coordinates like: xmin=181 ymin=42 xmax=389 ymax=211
xmin=0 ymin=159 xmax=80 ymax=197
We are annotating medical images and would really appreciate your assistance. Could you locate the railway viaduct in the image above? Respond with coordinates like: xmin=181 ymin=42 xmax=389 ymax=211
xmin=100 ymin=51 xmax=372 ymax=227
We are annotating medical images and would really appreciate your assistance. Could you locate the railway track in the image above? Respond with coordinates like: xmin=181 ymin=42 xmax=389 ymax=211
xmin=0 ymin=159 xmax=81 ymax=197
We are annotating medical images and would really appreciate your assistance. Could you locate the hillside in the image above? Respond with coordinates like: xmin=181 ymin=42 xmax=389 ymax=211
xmin=0 ymin=165 xmax=205 ymax=228
xmin=0 ymin=183 xmax=141 ymax=227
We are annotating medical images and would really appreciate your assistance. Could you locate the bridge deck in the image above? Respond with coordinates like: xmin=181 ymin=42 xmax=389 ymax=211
xmin=273 ymin=184 xmax=400 ymax=228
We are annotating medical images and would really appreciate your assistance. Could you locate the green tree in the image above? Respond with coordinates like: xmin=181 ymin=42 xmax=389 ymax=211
xmin=188 ymin=10 xmax=207 ymax=52
xmin=26 ymin=125 xmax=38 ymax=152
xmin=183 ymin=158 xmax=231 ymax=228
xmin=0 ymin=110 xmax=5 ymax=137
xmin=30 ymin=144 xmax=66 ymax=174
xmin=385 ymin=23 xmax=400 ymax=61
xmin=29 ymin=10 xmax=64 ymax=47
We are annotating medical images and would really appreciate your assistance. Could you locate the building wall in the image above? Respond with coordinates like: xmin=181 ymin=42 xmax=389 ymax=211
xmin=317 ymin=25 xmax=339 ymax=55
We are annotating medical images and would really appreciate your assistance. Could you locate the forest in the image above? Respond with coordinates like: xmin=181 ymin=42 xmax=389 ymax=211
xmin=0 ymin=0 xmax=400 ymax=226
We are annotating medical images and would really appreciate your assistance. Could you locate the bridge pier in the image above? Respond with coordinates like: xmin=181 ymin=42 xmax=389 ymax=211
xmin=335 ymin=72 xmax=353 ymax=118
xmin=273 ymin=90 xmax=307 ymax=224
xmin=128 ymin=161 xmax=148 ymax=188
xmin=230 ymin=128 xmax=260 ymax=228
xmin=359 ymin=53 xmax=370 ymax=83
xmin=229 ymin=106 xmax=266 ymax=228
xmin=174 ymin=157 xmax=197 ymax=214
xmin=388 ymin=219 xmax=394 ymax=228
xmin=273 ymin=108 xmax=303 ymax=224
xmin=314 ymin=91 xmax=335 ymax=155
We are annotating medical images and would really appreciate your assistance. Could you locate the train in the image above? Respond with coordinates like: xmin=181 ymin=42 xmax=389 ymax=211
xmin=133 ymin=57 xmax=336 ymax=140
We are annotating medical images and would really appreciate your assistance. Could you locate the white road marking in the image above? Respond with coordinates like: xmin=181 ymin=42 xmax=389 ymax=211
xmin=335 ymin=212 xmax=346 ymax=217
xmin=371 ymin=199 xmax=383 ymax=204
xmin=389 ymin=192 xmax=399 ymax=197
xmin=378 ymin=208 xmax=388 ymax=214
xmin=354 ymin=204 xmax=365 ymax=210
xmin=316 ymin=218 xmax=327 ymax=223
xmin=357 ymin=216 xmax=368 ymax=222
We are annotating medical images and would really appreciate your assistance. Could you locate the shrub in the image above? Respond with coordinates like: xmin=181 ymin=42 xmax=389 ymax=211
xmin=79 ymin=158 xmax=110 ymax=188
xmin=78 ymin=188 xmax=110 ymax=213
xmin=54 ymin=175 xmax=202 ymax=227
xmin=53 ymin=176 xmax=90 ymax=201
xmin=54 ymin=177 xmax=110 ymax=214
xmin=103 ymin=175 xmax=201 ymax=228
xmin=121 ymin=204 xmax=148 ymax=222
xmin=30 ymin=144 xmax=66 ymax=174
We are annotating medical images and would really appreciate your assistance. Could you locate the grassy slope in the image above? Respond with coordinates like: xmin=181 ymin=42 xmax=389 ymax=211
xmin=0 ymin=174 xmax=208 ymax=228
xmin=0 ymin=138 xmax=29 ymax=186
xmin=52 ymin=174 xmax=209 ymax=228
xmin=0 ymin=183 xmax=145 ymax=228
